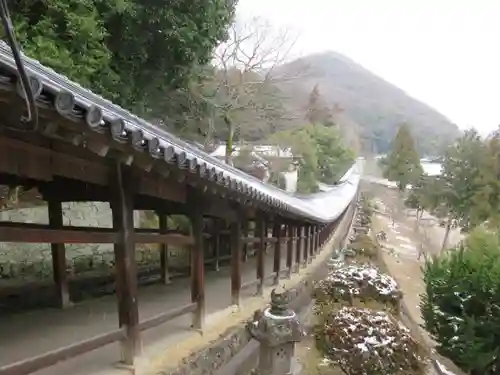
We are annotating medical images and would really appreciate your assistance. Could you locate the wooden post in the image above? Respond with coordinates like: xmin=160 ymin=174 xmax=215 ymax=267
xmin=203 ymin=220 xmax=211 ymax=267
xmin=311 ymin=226 xmax=316 ymax=256
xmin=315 ymin=225 xmax=321 ymax=252
xmin=230 ymin=217 xmax=242 ymax=306
xmin=310 ymin=226 xmax=316 ymax=258
xmin=286 ymin=224 xmax=294 ymax=278
xmin=315 ymin=226 xmax=319 ymax=251
xmin=303 ymin=225 xmax=309 ymax=267
xmin=272 ymin=220 xmax=282 ymax=285
xmin=111 ymin=163 xmax=140 ymax=366
xmin=256 ymin=215 xmax=266 ymax=296
xmin=213 ymin=219 xmax=220 ymax=271
xmin=190 ymin=208 xmax=205 ymax=331
xmin=158 ymin=213 xmax=171 ymax=284
xmin=308 ymin=226 xmax=313 ymax=258
xmin=242 ymin=217 xmax=249 ymax=262
xmin=314 ymin=225 xmax=320 ymax=254
xmin=295 ymin=226 xmax=302 ymax=271
xmin=48 ymin=199 xmax=71 ymax=309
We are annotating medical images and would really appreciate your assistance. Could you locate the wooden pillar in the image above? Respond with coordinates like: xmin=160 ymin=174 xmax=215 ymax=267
xmin=295 ymin=226 xmax=302 ymax=272
xmin=158 ymin=213 xmax=171 ymax=284
xmin=190 ymin=209 xmax=205 ymax=330
xmin=272 ymin=220 xmax=282 ymax=285
xmin=256 ymin=214 xmax=266 ymax=296
xmin=309 ymin=226 xmax=315 ymax=260
xmin=203 ymin=221 xmax=211 ymax=267
xmin=230 ymin=217 xmax=243 ymax=306
xmin=213 ymin=219 xmax=221 ymax=271
xmin=286 ymin=224 xmax=294 ymax=278
xmin=303 ymin=225 xmax=309 ymax=266
xmin=242 ymin=218 xmax=249 ymax=262
xmin=310 ymin=226 xmax=315 ymax=257
xmin=316 ymin=225 xmax=321 ymax=252
xmin=48 ymin=199 xmax=71 ymax=309
xmin=111 ymin=163 xmax=140 ymax=366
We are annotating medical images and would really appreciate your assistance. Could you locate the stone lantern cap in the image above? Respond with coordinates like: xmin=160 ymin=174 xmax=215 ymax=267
xmin=247 ymin=286 xmax=305 ymax=347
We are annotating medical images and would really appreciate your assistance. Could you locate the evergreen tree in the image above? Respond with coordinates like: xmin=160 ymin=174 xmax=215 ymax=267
xmin=305 ymin=85 xmax=334 ymax=126
xmin=270 ymin=124 xmax=354 ymax=193
xmin=436 ymin=129 xmax=499 ymax=249
xmin=313 ymin=124 xmax=354 ymax=183
xmin=383 ymin=124 xmax=423 ymax=190
xmin=6 ymin=0 xmax=236 ymax=114
xmin=404 ymin=174 xmax=431 ymax=223
xmin=421 ymin=228 xmax=500 ymax=375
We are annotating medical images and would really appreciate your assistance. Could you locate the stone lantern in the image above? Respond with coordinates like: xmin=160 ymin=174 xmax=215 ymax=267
xmin=248 ymin=286 xmax=305 ymax=375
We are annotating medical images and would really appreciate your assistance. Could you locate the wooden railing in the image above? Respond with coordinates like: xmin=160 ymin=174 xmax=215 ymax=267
xmin=0 ymin=199 xmax=355 ymax=375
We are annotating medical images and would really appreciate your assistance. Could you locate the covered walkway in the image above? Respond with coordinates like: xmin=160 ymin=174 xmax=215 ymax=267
xmin=1 ymin=248 xmax=321 ymax=375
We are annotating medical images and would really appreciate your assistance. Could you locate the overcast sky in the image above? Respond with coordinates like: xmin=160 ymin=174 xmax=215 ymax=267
xmin=236 ymin=0 xmax=500 ymax=135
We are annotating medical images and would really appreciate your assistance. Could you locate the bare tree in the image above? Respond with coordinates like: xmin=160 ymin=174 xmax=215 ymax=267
xmin=207 ymin=17 xmax=303 ymax=164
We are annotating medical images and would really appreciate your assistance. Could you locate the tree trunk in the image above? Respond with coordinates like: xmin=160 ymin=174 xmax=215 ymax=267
xmin=441 ymin=219 xmax=452 ymax=252
xmin=224 ymin=113 xmax=233 ymax=166
xmin=414 ymin=208 xmax=421 ymax=231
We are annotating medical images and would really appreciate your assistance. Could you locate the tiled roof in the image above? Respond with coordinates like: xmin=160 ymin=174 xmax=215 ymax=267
xmin=0 ymin=41 xmax=361 ymax=223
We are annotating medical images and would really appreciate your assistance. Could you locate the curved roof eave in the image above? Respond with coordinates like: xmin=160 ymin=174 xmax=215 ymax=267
xmin=0 ymin=41 xmax=362 ymax=224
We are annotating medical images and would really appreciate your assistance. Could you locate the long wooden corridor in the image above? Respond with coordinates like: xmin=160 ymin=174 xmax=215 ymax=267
xmin=1 ymin=250 xmax=293 ymax=375
xmin=0 ymin=40 xmax=361 ymax=375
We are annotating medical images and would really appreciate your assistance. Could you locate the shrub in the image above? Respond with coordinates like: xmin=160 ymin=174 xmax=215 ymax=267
xmin=421 ymin=228 xmax=500 ymax=375
xmin=314 ymin=263 xmax=401 ymax=312
xmin=348 ymin=234 xmax=379 ymax=259
xmin=315 ymin=307 xmax=426 ymax=375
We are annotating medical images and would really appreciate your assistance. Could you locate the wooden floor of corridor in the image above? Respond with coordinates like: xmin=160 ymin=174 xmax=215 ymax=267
xmin=0 ymin=250 xmax=308 ymax=375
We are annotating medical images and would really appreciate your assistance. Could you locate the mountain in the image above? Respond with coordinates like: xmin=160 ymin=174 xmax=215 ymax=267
xmin=274 ymin=52 xmax=461 ymax=155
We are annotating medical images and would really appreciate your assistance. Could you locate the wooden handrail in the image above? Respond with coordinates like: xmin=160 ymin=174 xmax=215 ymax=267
xmin=0 ymin=328 xmax=125 ymax=375
xmin=138 ymin=303 xmax=197 ymax=332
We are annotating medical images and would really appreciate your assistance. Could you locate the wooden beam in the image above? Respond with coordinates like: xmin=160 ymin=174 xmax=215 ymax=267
xmin=48 ymin=199 xmax=71 ymax=309
xmin=137 ymin=172 xmax=186 ymax=203
xmin=0 ymin=222 xmax=193 ymax=245
xmin=0 ymin=223 xmax=116 ymax=243
xmin=111 ymin=163 xmax=140 ymax=366
xmin=0 ymin=134 xmax=52 ymax=181
xmin=38 ymin=178 xmax=109 ymax=203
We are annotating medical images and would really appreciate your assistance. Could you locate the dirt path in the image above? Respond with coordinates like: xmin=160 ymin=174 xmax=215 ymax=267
xmin=372 ymin=196 xmax=465 ymax=375
xmin=373 ymin=213 xmax=435 ymax=346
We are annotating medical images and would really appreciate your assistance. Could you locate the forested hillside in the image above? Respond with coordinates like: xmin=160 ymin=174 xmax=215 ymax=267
xmin=274 ymin=52 xmax=461 ymax=155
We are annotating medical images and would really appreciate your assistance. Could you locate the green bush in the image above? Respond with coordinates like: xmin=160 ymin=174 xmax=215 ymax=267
xmin=314 ymin=263 xmax=402 ymax=312
xmin=315 ymin=307 xmax=426 ymax=375
xmin=421 ymin=228 xmax=500 ymax=375
xmin=348 ymin=234 xmax=379 ymax=260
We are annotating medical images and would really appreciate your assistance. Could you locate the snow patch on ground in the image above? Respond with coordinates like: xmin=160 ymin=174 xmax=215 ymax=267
xmin=434 ymin=360 xmax=458 ymax=375
xmin=318 ymin=263 xmax=400 ymax=297
xmin=320 ymin=307 xmax=424 ymax=371
xmin=396 ymin=235 xmax=412 ymax=243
